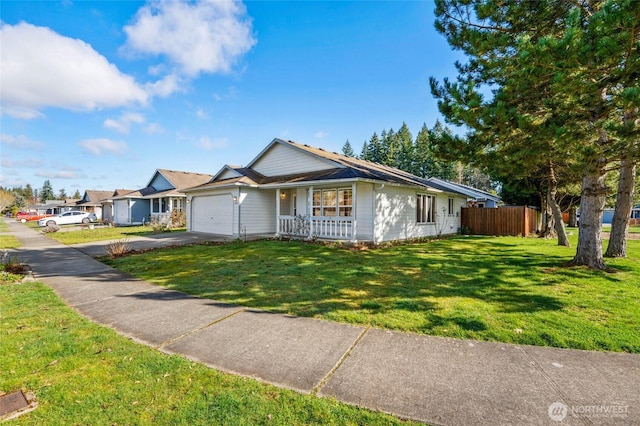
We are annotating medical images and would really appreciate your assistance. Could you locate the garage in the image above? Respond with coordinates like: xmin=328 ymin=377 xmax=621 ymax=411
xmin=191 ymin=194 xmax=234 ymax=235
xmin=114 ymin=200 xmax=130 ymax=224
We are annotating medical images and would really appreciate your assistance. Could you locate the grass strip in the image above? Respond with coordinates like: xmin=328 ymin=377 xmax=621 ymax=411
xmin=0 ymin=281 xmax=413 ymax=425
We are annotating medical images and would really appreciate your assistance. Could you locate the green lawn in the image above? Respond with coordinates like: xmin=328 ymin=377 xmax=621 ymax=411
xmin=0 ymin=234 xmax=20 ymax=249
xmin=44 ymin=225 xmax=185 ymax=245
xmin=0 ymin=219 xmax=9 ymax=232
xmin=0 ymin=281 xmax=413 ymax=425
xmin=104 ymin=235 xmax=640 ymax=353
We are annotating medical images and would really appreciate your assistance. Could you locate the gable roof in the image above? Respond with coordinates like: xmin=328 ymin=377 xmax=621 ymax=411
xmin=78 ymin=190 xmax=114 ymax=206
xmin=187 ymin=138 xmax=471 ymax=196
xmin=114 ymin=169 xmax=214 ymax=200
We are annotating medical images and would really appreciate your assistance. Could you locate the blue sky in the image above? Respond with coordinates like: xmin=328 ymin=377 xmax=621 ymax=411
xmin=1 ymin=0 xmax=462 ymax=195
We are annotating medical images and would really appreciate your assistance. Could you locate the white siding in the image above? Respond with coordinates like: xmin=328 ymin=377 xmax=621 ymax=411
xmin=238 ymin=189 xmax=276 ymax=235
xmin=354 ymin=182 xmax=374 ymax=241
xmin=373 ymin=187 xmax=464 ymax=243
xmin=252 ymin=143 xmax=337 ymax=176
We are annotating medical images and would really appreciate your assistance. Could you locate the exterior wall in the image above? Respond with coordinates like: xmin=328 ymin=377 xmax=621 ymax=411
xmin=218 ymin=168 xmax=242 ymax=179
xmin=149 ymin=173 xmax=173 ymax=191
xmin=186 ymin=188 xmax=276 ymax=236
xmin=102 ymin=203 xmax=113 ymax=222
xmin=131 ymin=199 xmax=150 ymax=223
xmin=373 ymin=186 xmax=464 ymax=243
xmin=354 ymin=182 xmax=374 ymax=241
xmin=252 ymin=143 xmax=336 ymax=176
xmin=239 ymin=188 xmax=276 ymax=235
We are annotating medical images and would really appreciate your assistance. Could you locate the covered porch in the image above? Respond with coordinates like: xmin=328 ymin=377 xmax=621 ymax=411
xmin=274 ymin=183 xmax=356 ymax=241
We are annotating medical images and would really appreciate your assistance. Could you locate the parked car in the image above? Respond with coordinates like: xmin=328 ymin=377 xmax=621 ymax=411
xmin=38 ymin=211 xmax=97 ymax=227
xmin=17 ymin=212 xmax=53 ymax=223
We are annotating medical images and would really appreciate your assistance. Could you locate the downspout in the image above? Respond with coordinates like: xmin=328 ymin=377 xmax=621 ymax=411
xmin=275 ymin=188 xmax=281 ymax=237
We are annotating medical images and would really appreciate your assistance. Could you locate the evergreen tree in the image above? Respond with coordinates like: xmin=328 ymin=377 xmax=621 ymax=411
xmin=23 ymin=184 xmax=34 ymax=204
xmin=72 ymin=189 xmax=82 ymax=199
xmin=58 ymin=188 xmax=68 ymax=199
xmin=382 ymin=128 xmax=398 ymax=167
xmin=359 ymin=141 xmax=370 ymax=161
xmin=40 ymin=180 xmax=55 ymax=203
xmin=430 ymin=0 xmax=640 ymax=268
xmin=367 ymin=132 xmax=384 ymax=164
xmin=396 ymin=122 xmax=415 ymax=174
xmin=342 ymin=140 xmax=355 ymax=157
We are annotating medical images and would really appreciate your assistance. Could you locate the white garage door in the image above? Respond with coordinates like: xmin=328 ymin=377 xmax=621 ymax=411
xmin=114 ymin=200 xmax=129 ymax=224
xmin=191 ymin=195 xmax=233 ymax=235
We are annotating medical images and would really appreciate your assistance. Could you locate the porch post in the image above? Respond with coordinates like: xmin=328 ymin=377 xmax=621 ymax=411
xmin=308 ymin=186 xmax=313 ymax=238
xmin=275 ymin=188 xmax=281 ymax=236
xmin=351 ymin=182 xmax=357 ymax=243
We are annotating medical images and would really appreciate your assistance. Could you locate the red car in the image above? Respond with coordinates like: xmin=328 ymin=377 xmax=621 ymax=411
xmin=16 ymin=212 xmax=52 ymax=223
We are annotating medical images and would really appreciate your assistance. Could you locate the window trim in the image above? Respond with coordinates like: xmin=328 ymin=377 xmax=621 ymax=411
xmin=312 ymin=187 xmax=353 ymax=217
xmin=416 ymin=193 xmax=436 ymax=224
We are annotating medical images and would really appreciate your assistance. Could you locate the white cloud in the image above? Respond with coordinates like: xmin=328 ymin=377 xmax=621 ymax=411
xmin=0 ymin=22 xmax=148 ymax=119
xmin=196 ymin=136 xmax=228 ymax=150
xmin=36 ymin=169 xmax=86 ymax=180
xmin=196 ymin=108 xmax=208 ymax=119
xmin=123 ymin=0 xmax=256 ymax=77
xmin=143 ymin=123 xmax=163 ymax=134
xmin=144 ymin=74 xmax=182 ymax=97
xmin=78 ymin=138 xmax=128 ymax=156
xmin=1 ymin=158 xmax=44 ymax=169
xmin=104 ymin=112 xmax=146 ymax=134
xmin=314 ymin=131 xmax=329 ymax=139
xmin=0 ymin=133 xmax=44 ymax=150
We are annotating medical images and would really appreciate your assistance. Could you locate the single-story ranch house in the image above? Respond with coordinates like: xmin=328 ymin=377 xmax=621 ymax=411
xmin=184 ymin=138 xmax=478 ymax=243
xmin=112 ymin=169 xmax=213 ymax=225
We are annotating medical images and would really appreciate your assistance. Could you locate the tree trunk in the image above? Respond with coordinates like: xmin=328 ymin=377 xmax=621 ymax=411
xmin=568 ymin=207 xmax=578 ymax=227
xmin=605 ymin=158 xmax=636 ymax=258
xmin=571 ymin=167 xmax=608 ymax=269
xmin=547 ymin=162 xmax=570 ymax=246
xmin=538 ymin=192 xmax=554 ymax=237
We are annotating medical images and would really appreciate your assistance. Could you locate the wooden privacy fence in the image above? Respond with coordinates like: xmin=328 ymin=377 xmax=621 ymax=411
xmin=461 ymin=206 xmax=538 ymax=237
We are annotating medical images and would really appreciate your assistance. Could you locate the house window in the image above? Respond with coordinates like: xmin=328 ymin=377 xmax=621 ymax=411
xmin=172 ymin=199 xmax=183 ymax=212
xmin=312 ymin=190 xmax=321 ymax=216
xmin=417 ymin=194 xmax=435 ymax=223
xmin=448 ymin=198 xmax=455 ymax=216
xmin=152 ymin=197 xmax=169 ymax=213
xmin=312 ymin=188 xmax=353 ymax=217
xmin=339 ymin=189 xmax=353 ymax=217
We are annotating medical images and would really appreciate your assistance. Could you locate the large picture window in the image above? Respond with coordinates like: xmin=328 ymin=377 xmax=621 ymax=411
xmin=312 ymin=188 xmax=353 ymax=217
xmin=417 ymin=194 xmax=435 ymax=223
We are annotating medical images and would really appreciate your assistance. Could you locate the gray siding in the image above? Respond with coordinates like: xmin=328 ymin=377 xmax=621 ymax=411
xmin=252 ymin=143 xmax=337 ymax=176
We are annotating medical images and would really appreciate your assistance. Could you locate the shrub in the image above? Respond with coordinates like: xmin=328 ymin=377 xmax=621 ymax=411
xmin=42 ymin=225 xmax=60 ymax=233
xmin=105 ymin=239 xmax=132 ymax=258
xmin=170 ymin=210 xmax=186 ymax=228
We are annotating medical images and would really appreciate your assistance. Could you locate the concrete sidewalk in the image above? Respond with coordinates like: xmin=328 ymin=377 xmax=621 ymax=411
xmin=4 ymin=222 xmax=639 ymax=425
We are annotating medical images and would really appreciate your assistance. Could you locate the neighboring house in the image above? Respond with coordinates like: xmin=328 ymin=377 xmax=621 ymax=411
xmin=99 ymin=189 xmax=135 ymax=223
xmin=426 ymin=178 xmax=501 ymax=208
xmin=112 ymin=169 xmax=213 ymax=225
xmin=602 ymin=204 xmax=640 ymax=224
xmin=75 ymin=190 xmax=114 ymax=220
xmin=48 ymin=199 xmax=80 ymax=214
xmin=184 ymin=138 xmax=471 ymax=243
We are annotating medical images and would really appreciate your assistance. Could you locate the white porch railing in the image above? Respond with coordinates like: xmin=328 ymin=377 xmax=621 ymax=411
xmin=278 ymin=215 xmax=353 ymax=240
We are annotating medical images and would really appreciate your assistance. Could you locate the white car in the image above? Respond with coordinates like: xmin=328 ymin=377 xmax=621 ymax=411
xmin=38 ymin=211 xmax=97 ymax=227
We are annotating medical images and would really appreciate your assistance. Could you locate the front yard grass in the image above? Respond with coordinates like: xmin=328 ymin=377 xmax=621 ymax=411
xmin=44 ymin=225 xmax=184 ymax=245
xmin=0 ymin=234 xmax=20 ymax=249
xmin=104 ymin=235 xmax=640 ymax=353
xmin=0 ymin=281 xmax=412 ymax=425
